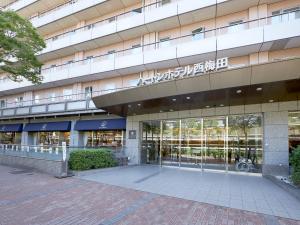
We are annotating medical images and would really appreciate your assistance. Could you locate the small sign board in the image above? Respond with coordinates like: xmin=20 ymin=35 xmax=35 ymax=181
xmin=128 ymin=130 xmax=137 ymax=139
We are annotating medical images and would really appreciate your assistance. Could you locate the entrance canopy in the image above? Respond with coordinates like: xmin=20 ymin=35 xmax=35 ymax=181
xmin=0 ymin=124 xmax=23 ymax=132
xmin=92 ymin=58 xmax=300 ymax=117
xmin=24 ymin=121 xmax=71 ymax=132
xmin=74 ymin=118 xmax=126 ymax=131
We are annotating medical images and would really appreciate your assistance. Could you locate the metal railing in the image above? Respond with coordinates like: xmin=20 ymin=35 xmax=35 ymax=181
xmin=0 ymin=143 xmax=126 ymax=161
xmin=43 ymin=0 xmax=178 ymax=44
xmin=0 ymin=143 xmax=68 ymax=161
xmin=0 ymin=85 xmax=136 ymax=110
xmin=0 ymin=10 xmax=299 ymax=110
xmin=41 ymin=9 xmax=300 ymax=72
xmin=29 ymin=0 xmax=79 ymax=20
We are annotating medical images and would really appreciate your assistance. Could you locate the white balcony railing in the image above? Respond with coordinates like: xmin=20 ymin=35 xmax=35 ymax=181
xmin=4 ymin=0 xmax=37 ymax=11
xmin=40 ymin=10 xmax=300 ymax=76
xmin=42 ymin=0 xmax=211 ymax=53
xmin=0 ymin=10 xmax=299 ymax=99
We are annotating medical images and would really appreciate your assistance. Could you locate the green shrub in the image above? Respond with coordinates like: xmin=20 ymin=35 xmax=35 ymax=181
xmin=290 ymin=146 xmax=300 ymax=186
xmin=69 ymin=149 xmax=117 ymax=171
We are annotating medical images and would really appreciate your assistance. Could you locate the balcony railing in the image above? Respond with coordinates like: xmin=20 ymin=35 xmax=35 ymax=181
xmin=0 ymin=87 xmax=133 ymax=109
xmin=41 ymin=9 xmax=300 ymax=73
xmin=43 ymin=0 xmax=178 ymax=45
xmin=29 ymin=0 xmax=79 ymax=20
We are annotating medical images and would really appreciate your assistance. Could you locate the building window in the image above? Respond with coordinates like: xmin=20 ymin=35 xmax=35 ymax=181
xmin=159 ymin=37 xmax=170 ymax=48
xmin=104 ymin=83 xmax=116 ymax=94
xmin=34 ymin=95 xmax=40 ymax=104
xmin=85 ymin=86 xmax=93 ymax=98
xmin=15 ymin=96 xmax=23 ymax=106
xmin=86 ymin=130 xmax=123 ymax=147
xmin=161 ymin=0 xmax=171 ymax=6
xmin=132 ymin=44 xmax=141 ymax=54
xmin=228 ymin=20 xmax=244 ymax=33
xmin=282 ymin=7 xmax=299 ymax=22
xmin=108 ymin=16 xmax=116 ymax=23
xmin=192 ymin=27 xmax=205 ymax=40
xmin=272 ymin=7 xmax=300 ymax=24
xmin=63 ymin=89 xmax=73 ymax=100
xmin=107 ymin=50 xmax=116 ymax=60
xmin=49 ymin=93 xmax=56 ymax=102
xmin=272 ymin=10 xmax=281 ymax=24
xmin=132 ymin=7 xmax=142 ymax=13
xmin=0 ymin=99 xmax=6 ymax=108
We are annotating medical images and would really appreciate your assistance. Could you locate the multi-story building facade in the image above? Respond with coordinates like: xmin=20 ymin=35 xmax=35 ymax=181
xmin=1 ymin=0 xmax=300 ymax=175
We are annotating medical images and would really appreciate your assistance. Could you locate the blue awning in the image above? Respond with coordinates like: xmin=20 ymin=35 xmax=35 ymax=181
xmin=24 ymin=121 xmax=71 ymax=132
xmin=74 ymin=118 xmax=126 ymax=131
xmin=0 ymin=124 xmax=23 ymax=132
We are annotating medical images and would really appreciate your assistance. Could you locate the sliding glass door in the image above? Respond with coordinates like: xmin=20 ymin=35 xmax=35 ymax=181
xmin=140 ymin=114 xmax=263 ymax=173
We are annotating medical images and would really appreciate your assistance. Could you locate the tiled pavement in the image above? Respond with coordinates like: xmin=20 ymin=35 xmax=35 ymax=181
xmin=0 ymin=165 xmax=299 ymax=225
xmin=79 ymin=165 xmax=300 ymax=221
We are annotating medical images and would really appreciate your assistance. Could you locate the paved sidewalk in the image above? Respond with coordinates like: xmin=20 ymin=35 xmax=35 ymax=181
xmin=0 ymin=165 xmax=299 ymax=225
xmin=79 ymin=165 xmax=300 ymax=220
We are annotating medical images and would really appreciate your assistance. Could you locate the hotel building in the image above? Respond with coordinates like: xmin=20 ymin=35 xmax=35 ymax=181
xmin=1 ymin=0 xmax=300 ymax=175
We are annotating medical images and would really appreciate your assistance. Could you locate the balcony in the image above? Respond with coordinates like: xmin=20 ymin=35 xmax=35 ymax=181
xmin=0 ymin=92 xmax=106 ymax=119
xmin=0 ymin=11 xmax=300 ymax=95
xmin=39 ymin=0 xmax=281 ymax=61
xmin=28 ymin=0 xmax=140 ymax=36
xmin=4 ymin=0 xmax=67 ymax=18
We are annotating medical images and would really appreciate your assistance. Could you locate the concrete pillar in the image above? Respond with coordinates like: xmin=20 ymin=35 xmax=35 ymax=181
xmin=125 ymin=117 xmax=140 ymax=165
xmin=69 ymin=120 xmax=81 ymax=148
xmin=263 ymin=111 xmax=289 ymax=176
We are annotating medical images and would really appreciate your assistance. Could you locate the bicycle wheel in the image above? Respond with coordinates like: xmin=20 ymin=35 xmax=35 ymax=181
xmin=236 ymin=162 xmax=249 ymax=172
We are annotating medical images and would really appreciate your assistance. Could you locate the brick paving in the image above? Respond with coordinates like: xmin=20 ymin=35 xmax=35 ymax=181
xmin=0 ymin=165 xmax=299 ymax=225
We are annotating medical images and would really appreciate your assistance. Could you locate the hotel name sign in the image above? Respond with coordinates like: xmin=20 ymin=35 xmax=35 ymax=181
xmin=137 ymin=57 xmax=228 ymax=86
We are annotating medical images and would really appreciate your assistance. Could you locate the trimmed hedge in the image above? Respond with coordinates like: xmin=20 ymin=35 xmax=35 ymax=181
xmin=290 ymin=146 xmax=300 ymax=186
xmin=69 ymin=149 xmax=117 ymax=171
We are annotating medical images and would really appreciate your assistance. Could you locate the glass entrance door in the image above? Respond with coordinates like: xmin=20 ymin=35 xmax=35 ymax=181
xmin=181 ymin=118 xmax=203 ymax=169
xmin=161 ymin=120 xmax=180 ymax=166
xmin=140 ymin=114 xmax=262 ymax=173
xmin=203 ymin=117 xmax=227 ymax=171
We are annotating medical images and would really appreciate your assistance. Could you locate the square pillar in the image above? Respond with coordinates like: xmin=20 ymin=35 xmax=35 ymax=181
xmin=125 ymin=117 xmax=140 ymax=165
xmin=263 ymin=111 xmax=289 ymax=176
xmin=70 ymin=120 xmax=83 ymax=148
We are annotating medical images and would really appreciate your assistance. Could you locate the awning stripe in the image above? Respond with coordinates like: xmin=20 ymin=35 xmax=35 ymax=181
xmin=74 ymin=119 xmax=126 ymax=131
xmin=24 ymin=121 xmax=71 ymax=132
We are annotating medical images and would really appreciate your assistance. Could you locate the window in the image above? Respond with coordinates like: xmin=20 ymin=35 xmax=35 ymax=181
xmin=132 ymin=44 xmax=141 ymax=54
xmin=85 ymin=86 xmax=93 ymax=98
xmin=228 ymin=20 xmax=244 ymax=33
xmin=15 ymin=96 xmax=23 ymax=106
xmin=0 ymin=99 xmax=6 ymax=108
xmin=34 ymin=95 xmax=40 ymax=104
xmin=108 ymin=16 xmax=116 ymax=23
xmin=272 ymin=7 xmax=300 ymax=24
xmin=161 ymin=0 xmax=171 ymax=6
xmin=85 ymin=55 xmax=94 ymax=63
xmin=159 ymin=37 xmax=170 ymax=48
xmin=86 ymin=24 xmax=94 ymax=30
xmin=272 ymin=10 xmax=281 ymax=24
xmin=104 ymin=83 xmax=116 ymax=93
xmin=192 ymin=27 xmax=205 ymax=40
xmin=63 ymin=89 xmax=73 ymax=100
xmin=128 ymin=79 xmax=138 ymax=87
xmin=283 ymin=7 xmax=300 ymax=21
xmin=50 ymin=64 xmax=56 ymax=72
xmin=132 ymin=8 xmax=142 ymax=13
xmin=49 ymin=93 xmax=56 ymax=102
xmin=107 ymin=50 xmax=116 ymax=60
